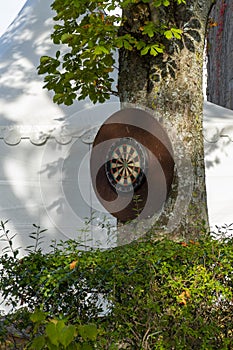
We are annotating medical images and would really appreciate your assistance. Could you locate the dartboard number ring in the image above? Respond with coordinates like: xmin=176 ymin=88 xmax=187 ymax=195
xmin=105 ymin=137 xmax=147 ymax=193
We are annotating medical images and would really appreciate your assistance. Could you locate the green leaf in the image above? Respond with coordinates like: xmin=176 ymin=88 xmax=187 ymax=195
xmin=164 ymin=28 xmax=183 ymax=40
xmin=164 ymin=30 xmax=173 ymax=39
xmin=79 ymin=343 xmax=93 ymax=350
xmin=85 ymin=324 xmax=98 ymax=341
xmin=77 ymin=324 xmax=98 ymax=341
xmin=61 ymin=33 xmax=74 ymax=44
xmin=171 ymin=28 xmax=183 ymax=39
xmin=142 ymin=23 xmax=156 ymax=38
xmin=55 ymin=319 xmax=66 ymax=333
xmin=154 ymin=0 xmax=162 ymax=7
xmin=29 ymin=336 xmax=46 ymax=350
xmin=141 ymin=46 xmax=150 ymax=55
xmin=30 ymin=309 xmax=47 ymax=323
xmin=47 ymin=342 xmax=58 ymax=350
xmin=150 ymin=47 xmax=159 ymax=56
xmin=123 ymin=40 xmax=133 ymax=50
xmin=46 ymin=323 xmax=59 ymax=346
xmin=116 ymin=37 xmax=124 ymax=48
xmin=147 ymin=29 xmax=154 ymax=38
xmin=135 ymin=40 xmax=146 ymax=50
xmin=59 ymin=325 xmax=76 ymax=347
xmin=40 ymin=56 xmax=51 ymax=64
xmin=94 ymin=46 xmax=109 ymax=55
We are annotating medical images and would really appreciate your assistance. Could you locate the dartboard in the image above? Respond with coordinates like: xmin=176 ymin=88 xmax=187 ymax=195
xmin=105 ymin=137 xmax=147 ymax=192
xmin=90 ymin=108 xmax=175 ymax=222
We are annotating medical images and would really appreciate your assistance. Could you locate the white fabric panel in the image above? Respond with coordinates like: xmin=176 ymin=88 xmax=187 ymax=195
xmin=0 ymin=0 xmax=118 ymax=256
xmin=0 ymin=137 xmax=116 ymax=254
xmin=204 ymin=102 xmax=233 ymax=230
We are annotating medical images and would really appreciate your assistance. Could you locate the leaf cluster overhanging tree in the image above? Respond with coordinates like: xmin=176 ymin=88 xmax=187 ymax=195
xmin=38 ymin=0 xmax=186 ymax=105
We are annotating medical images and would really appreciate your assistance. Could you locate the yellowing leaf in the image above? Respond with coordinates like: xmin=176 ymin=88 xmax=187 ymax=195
xmin=209 ymin=21 xmax=218 ymax=27
xmin=178 ymin=292 xmax=187 ymax=305
xmin=70 ymin=260 xmax=78 ymax=269
xmin=178 ymin=290 xmax=191 ymax=306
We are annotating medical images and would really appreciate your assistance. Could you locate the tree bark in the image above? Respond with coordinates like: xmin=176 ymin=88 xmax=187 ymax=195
xmin=118 ymin=0 xmax=213 ymax=240
xmin=207 ymin=0 xmax=233 ymax=109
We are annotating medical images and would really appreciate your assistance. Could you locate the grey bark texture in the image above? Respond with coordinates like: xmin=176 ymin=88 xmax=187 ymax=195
xmin=207 ymin=0 xmax=233 ymax=109
xmin=118 ymin=0 xmax=213 ymax=240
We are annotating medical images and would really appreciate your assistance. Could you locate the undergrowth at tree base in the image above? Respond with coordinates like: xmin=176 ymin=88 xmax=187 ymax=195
xmin=0 ymin=221 xmax=233 ymax=349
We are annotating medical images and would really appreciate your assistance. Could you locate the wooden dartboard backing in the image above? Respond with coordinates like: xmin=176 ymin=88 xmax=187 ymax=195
xmin=90 ymin=108 xmax=174 ymax=222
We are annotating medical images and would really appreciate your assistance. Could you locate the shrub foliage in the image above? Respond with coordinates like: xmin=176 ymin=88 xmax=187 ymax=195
xmin=0 ymin=221 xmax=233 ymax=349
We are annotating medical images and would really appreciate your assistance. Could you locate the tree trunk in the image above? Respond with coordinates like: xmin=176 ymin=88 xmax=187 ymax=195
xmin=118 ymin=0 xmax=212 ymax=240
xmin=207 ymin=0 xmax=233 ymax=109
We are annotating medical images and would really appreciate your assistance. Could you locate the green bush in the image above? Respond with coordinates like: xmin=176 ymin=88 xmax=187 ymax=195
xmin=27 ymin=309 xmax=98 ymax=350
xmin=0 ymin=221 xmax=233 ymax=349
